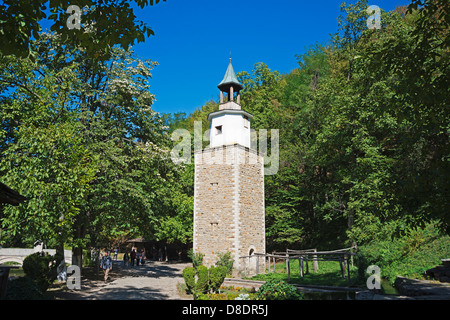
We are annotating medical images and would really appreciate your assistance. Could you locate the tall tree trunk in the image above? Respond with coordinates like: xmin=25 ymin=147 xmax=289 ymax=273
xmin=52 ymin=238 xmax=65 ymax=282
xmin=72 ymin=246 xmax=83 ymax=268
xmin=72 ymin=214 xmax=87 ymax=268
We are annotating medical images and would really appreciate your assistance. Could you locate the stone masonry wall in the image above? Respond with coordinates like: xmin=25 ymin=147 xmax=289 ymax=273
xmin=193 ymin=144 xmax=265 ymax=273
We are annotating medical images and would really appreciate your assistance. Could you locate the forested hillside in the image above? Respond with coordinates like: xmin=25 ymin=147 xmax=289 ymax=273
xmin=168 ymin=0 xmax=449 ymax=255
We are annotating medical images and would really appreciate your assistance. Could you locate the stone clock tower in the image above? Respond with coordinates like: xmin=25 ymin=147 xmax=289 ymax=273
xmin=193 ymin=59 xmax=265 ymax=274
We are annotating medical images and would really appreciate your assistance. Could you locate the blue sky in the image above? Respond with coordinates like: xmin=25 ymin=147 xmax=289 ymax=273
xmin=130 ymin=0 xmax=411 ymax=115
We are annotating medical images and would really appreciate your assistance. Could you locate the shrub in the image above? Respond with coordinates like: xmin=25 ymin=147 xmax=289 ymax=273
xmin=216 ymin=251 xmax=234 ymax=276
xmin=196 ymin=265 xmax=209 ymax=293
xmin=182 ymin=267 xmax=196 ymax=294
xmin=181 ymin=265 xmax=209 ymax=297
xmin=187 ymin=249 xmax=204 ymax=270
xmin=209 ymin=266 xmax=227 ymax=293
xmin=22 ymin=252 xmax=61 ymax=292
xmin=255 ymin=280 xmax=303 ymax=300
xmin=182 ymin=265 xmax=229 ymax=298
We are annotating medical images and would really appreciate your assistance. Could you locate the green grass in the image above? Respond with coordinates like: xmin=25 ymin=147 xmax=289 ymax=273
xmin=251 ymin=259 xmax=362 ymax=287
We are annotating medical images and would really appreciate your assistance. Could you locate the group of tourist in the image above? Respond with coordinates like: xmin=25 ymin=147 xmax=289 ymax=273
xmin=99 ymin=247 xmax=167 ymax=282
xmin=123 ymin=249 xmax=146 ymax=267
xmin=98 ymin=248 xmax=146 ymax=282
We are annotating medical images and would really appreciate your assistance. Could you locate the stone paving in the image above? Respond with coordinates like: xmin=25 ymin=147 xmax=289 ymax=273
xmin=53 ymin=260 xmax=192 ymax=300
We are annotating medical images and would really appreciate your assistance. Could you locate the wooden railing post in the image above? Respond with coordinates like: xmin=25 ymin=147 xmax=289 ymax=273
xmin=345 ymin=254 xmax=351 ymax=286
xmin=286 ymin=253 xmax=290 ymax=282
xmin=305 ymin=255 xmax=309 ymax=275
xmin=299 ymin=256 xmax=304 ymax=277
xmin=313 ymin=248 xmax=318 ymax=272
xmin=339 ymin=257 xmax=345 ymax=279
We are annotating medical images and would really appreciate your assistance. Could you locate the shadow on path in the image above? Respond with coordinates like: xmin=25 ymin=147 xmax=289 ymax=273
xmin=115 ymin=260 xmax=186 ymax=279
xmin=53 ymin=260 xmax=192 ymax=300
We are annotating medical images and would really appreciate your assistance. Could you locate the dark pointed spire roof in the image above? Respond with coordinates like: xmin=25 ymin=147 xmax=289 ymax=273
xmin=217 ymin=58 xmax=243 ymax=92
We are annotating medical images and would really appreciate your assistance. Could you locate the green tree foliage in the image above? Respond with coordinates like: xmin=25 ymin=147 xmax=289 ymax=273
xmin=0 ymin=0 xmax=165 ymax=59
xmin=356 ymin=221 xmax=450 ymax=284
xmin=174 ymin=0 xmax=449 ymax=253
xmin=0 ymin=32 xmax=190 ymax=264
xmin=0 ymin=53 xmax=99 ymax=251
xmin=238 ymin=62 xmax=283 ymax=130
xmin=265 ymin=0 xmax=448 ymax=249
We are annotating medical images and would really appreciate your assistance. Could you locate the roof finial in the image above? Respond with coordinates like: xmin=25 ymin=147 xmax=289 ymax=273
xmin=229 ymin=51 xmax=232 ymax=62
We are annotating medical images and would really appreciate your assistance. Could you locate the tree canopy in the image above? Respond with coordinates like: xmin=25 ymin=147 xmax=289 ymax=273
xmin=0 ymin=0 xmax=165 ymax=59
xmin=174 ymin=0 xmax=449 ymax=250
xmin=0 ymin=31 xmax=189 ymax=263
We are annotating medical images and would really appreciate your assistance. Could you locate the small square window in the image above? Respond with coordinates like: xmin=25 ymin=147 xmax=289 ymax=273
xmin=215 ymin=125 xmax=222 ymax=135
xmin=243 ymin=116 xmax=249 ymax=128
xmin=210 ymin=182 xmax=218 ymax=191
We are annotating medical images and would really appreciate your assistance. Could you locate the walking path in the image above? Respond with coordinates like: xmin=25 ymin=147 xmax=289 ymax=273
xmin=53 ymin=260 xmax=192 ymax=300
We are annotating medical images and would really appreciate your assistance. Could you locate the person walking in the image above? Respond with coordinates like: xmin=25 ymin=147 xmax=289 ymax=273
xmin=123 ymin=252 xmax=129 ymax=267
xmin=100 ymin=250 xmax=113 ymax=282
xmin=130 ymin=249 xmax=136 ymax=267
xmin=140 ymin=251 xmax=145 ymax=265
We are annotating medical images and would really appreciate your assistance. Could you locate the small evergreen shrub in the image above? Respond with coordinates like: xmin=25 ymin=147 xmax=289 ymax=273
xmin=209 ymin=266 xmax=227 ymax=293
xmin=182 ymin=264 xmax=229 ymax=298
xmin=187 ymin=249 xmax=204 ymax=270
xmin=22 ymin=252 xmax=60 ymax=292
xmin=196 ymin=265 xmax=209 ymax=293
xmin=255 ymin=280 xmax=303 ymax=300
xmin=182 ymin=266 xmax=196 ymax=294
xmin=216 ymin=251 xmax=234 ymax=276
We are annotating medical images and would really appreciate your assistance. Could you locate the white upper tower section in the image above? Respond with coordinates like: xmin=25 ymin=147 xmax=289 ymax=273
xmin=208 ymin=59 xmax=253 ymax=149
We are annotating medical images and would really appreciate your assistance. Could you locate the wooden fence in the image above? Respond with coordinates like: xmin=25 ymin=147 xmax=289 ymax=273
xmin=239 ymin=246 xmax=357 ymax=286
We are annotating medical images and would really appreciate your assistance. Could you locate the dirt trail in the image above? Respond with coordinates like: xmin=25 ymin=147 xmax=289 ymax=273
xmin=53 ymin=260 xmax=192 ymax=300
